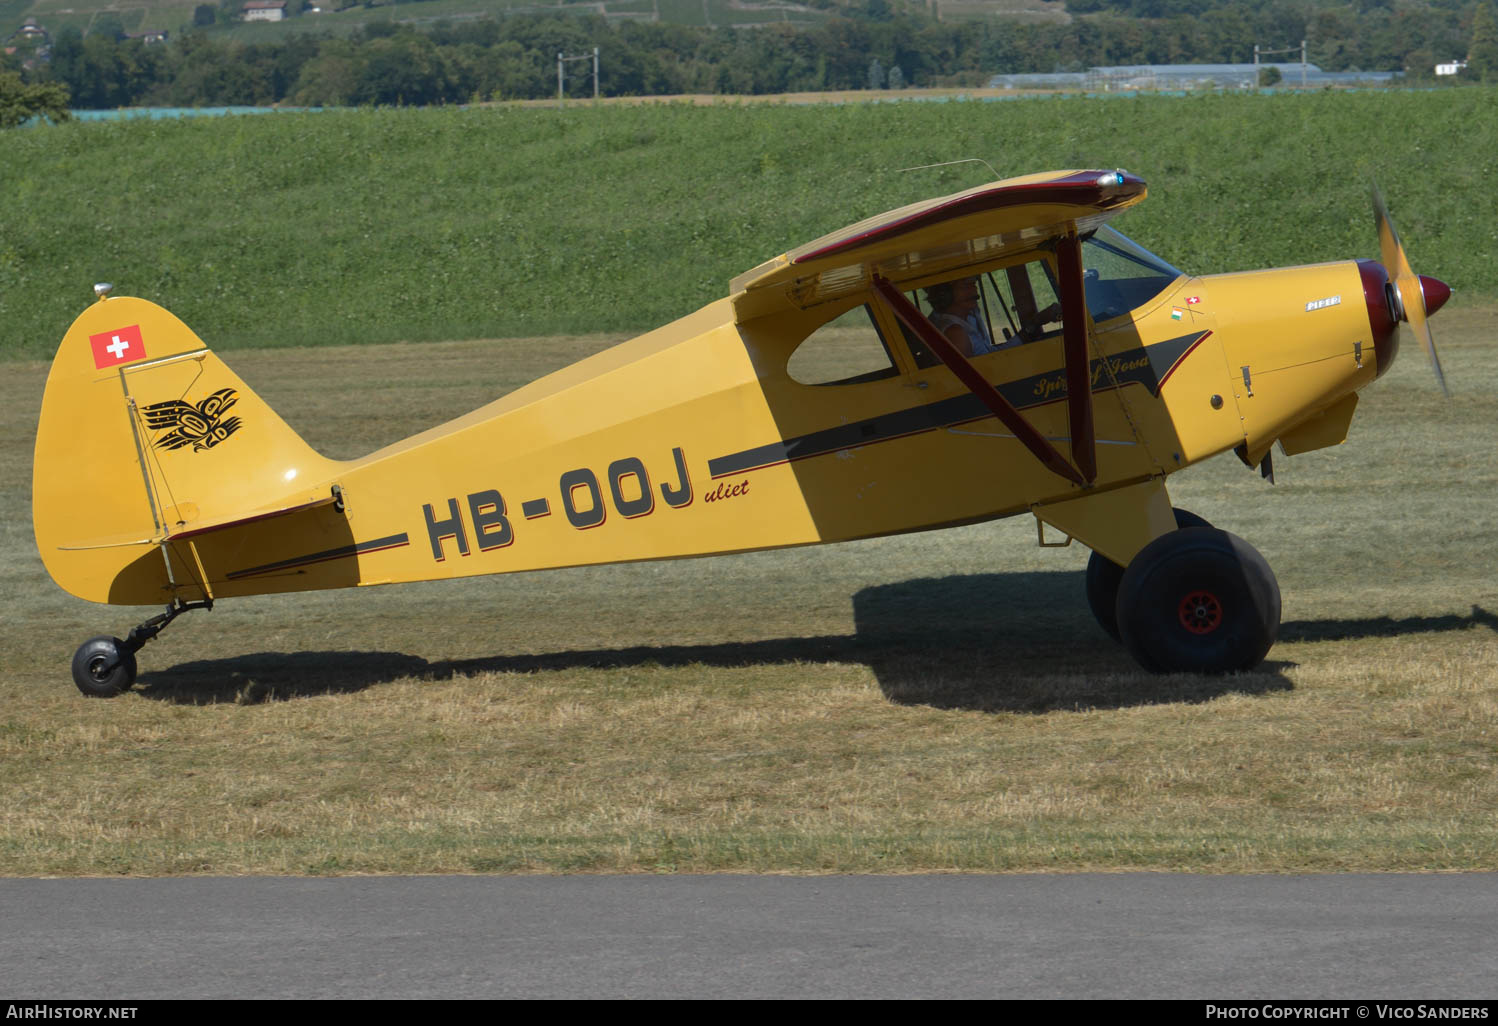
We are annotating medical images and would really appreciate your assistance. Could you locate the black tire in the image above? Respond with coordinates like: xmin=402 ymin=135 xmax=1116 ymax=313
xmin=1086 ymin=508 xmax=1212 ymax=642
xmin=1115 ymin=527 xmax=1281 ymax=674
xmin=71 ymin=636 xmax=138 ymax=698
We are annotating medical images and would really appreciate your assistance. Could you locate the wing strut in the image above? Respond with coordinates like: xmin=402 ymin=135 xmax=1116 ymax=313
xmin=871 ymin=274 xmax=1091 ymax=488
xmin=1056 ymin=231 xmax=1097 ymax=483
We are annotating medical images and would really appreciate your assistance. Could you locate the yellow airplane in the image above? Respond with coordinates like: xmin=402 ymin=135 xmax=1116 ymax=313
xmin=34 ymin=170 xmax=1450 ymax=697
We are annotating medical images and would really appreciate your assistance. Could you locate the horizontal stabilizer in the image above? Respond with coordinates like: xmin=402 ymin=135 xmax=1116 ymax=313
xmin=168 ymin=494 xmax=340 ymax=541
xmin=56 ymin=494 xmax=340 ymax=550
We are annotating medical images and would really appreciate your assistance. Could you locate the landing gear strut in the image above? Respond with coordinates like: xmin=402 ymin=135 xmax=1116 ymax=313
xmin=70 ymin=598 xmax=212 ymax=698
xmin=1085 ymin=507 xmax=1212 ymax=642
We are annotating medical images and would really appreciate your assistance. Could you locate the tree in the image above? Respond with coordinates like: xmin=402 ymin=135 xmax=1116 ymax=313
xmin=194 ymin=5 xmax=217 ymax=26
xmin=354 ymin=33 xmax=452 ymax=104
xmin=292 ymin=51 xmax=359 ymax=105
xmin=0 ymin=70 xmax=72 ymax=128
xmin=1469 ymin=2 xmax=1498 ymax=80
xmin=50 ymin=28 xmax=139 ymax=108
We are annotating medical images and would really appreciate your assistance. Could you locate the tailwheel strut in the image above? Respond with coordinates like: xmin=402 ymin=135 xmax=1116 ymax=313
xmin=70 ymin=598 xmax=213 ymax=698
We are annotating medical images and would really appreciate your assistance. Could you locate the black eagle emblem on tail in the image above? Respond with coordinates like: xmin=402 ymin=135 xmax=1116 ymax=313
xmin=143 ymin=388 xmax=243 ymax=452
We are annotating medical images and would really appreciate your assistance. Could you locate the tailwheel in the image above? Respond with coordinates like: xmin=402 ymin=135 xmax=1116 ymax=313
xmin=71 ymin=636 xmax=139 ymax=698
xmin=1115 ymin=527 xmax=1280 ymax=674
xmin=1086 ymin=507 xmax=1212 ymax=642
xmin=67 ymin=598 xmax=212 ymax=699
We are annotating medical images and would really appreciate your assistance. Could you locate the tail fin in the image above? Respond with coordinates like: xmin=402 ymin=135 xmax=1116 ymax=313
xmin=33 ymin=296 xmax=343 ymax=605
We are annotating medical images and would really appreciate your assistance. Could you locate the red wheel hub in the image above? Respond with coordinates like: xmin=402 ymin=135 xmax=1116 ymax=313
xmin=1178 ymin=590 xmax=1223 ymax=634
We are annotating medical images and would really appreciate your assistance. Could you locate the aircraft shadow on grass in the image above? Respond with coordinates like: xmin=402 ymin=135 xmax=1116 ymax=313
xmin=135 ymin=573 xmax=1498 ymax=713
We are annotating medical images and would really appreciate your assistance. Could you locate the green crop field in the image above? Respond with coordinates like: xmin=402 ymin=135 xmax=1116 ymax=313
xmin=3 ymin=89 xmax=1496 ymax=362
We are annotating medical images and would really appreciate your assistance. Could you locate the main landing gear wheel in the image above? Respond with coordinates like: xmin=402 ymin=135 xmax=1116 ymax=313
xmin=71 ymin=636 xmax=139 ymax=698
xmin=1086 ymin=507 xmax=1212 ymax=642
xmin=1115 ymin=527 xmax=1281 ymax=675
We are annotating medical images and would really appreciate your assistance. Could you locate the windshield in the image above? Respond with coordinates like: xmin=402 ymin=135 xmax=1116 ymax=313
xmin=1081 ymin=226 xmax=1184 ymax=323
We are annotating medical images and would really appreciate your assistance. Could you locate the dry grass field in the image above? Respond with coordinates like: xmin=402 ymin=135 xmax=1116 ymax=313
xmin=2 ymin=307 xmax=1495 ymax=876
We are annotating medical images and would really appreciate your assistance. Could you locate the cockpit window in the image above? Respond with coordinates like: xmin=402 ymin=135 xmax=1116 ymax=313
xmin=899 ymin=256 xmax=1063 ymax=367
xmin=1081 ymin=226 xmax=1184 ymax=323
xmin=787 ymin=304 xmax=899 ymax=386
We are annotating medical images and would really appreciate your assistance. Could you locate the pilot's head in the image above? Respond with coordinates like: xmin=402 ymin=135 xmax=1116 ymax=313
xmin=926 ymin=277 xmax=979 ymax=312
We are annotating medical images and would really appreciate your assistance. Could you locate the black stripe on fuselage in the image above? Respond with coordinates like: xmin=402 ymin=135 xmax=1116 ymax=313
xmin=225 ymin=533 xmax=411 ymax=579
xmin=708 ymin=332 xmax=1203 ymax=479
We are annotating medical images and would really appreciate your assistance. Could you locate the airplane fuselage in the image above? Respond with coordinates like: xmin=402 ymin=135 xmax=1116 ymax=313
xmin=204 ymin=254 xmax=1387 ymax=599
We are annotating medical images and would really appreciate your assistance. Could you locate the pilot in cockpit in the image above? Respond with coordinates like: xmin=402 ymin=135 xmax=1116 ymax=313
xmin=925 ymin=277 xmax=1001 ymax=358
xmin=927 ymin=274 xmax=1062 ymax=358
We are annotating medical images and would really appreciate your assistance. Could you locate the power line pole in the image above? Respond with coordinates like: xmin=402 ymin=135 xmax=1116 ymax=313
xmin=557 ymin=47 xmax=599 ymax=106
xmin=1254 ymin=40 xmax=1308 ymax=87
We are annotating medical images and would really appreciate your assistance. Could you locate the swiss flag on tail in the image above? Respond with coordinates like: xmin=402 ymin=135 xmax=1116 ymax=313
xmin=89 ymin=325 xmax=147 ymax=369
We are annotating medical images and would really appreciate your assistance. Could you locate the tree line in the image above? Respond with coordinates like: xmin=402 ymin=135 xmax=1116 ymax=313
xmin=4 ymin=0 xmax=1496 ymax=112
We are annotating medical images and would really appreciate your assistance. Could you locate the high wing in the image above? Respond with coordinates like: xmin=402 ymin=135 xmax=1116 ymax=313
xmin=732 ymin=169 xmax=1149 ymax=489
xmin=729 ymin=169 xmax=1147 ymax=323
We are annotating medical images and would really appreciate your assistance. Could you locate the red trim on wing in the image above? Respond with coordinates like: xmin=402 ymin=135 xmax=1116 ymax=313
xmin=793 ymin=172 xmax=1146 ymax=265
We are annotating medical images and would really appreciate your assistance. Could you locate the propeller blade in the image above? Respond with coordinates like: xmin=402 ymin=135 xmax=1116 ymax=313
xmin=1405 ymin=281 xmax=1447 ymax=396
xmin=1371 ymin=182 xmax=1448 ymax=396
xmin=1371 ymin=183 xmax=1408 ymax=290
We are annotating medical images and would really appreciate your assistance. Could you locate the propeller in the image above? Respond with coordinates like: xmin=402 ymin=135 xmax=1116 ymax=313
xmin=1372 ymin=182 xmax=1451 ymax=395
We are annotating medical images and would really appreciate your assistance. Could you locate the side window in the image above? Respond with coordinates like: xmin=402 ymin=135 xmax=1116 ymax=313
xmin=896 ymin=257 xmax=1063 ymax=365
xmin=787 ymin=305 xmax=899 ymax=386
xmin=995 ymin=260 xmax=1063 ymax=342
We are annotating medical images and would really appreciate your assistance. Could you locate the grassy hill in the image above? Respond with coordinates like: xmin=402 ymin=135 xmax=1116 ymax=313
xmin=3 ymin=88 xmax=1494 ymax=359
xmin=5 ymin=0 xmax=1064 ymax=40
xmin=13 ymin=0 xmax=187 ymax=38
xmin=204 ymin=0 xmax=832 ymax=44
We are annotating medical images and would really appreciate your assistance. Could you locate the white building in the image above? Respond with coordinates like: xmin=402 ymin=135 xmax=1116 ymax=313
xmin=1435 ymin=60 xmax=1467 ymax=76
xmin=243 ymin=1 xmax=287 ymax=22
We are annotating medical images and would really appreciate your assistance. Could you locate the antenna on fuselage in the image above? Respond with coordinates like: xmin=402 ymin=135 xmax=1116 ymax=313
xmin=895 ymin=158 xmax=1001 ymax=181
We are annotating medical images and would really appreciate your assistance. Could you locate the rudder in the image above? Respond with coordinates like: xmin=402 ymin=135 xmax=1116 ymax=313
xmin=33 ymin=295 xmax=341 ymax=605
